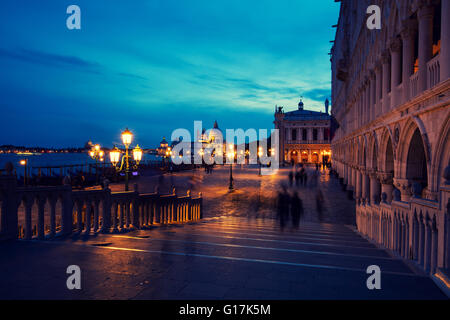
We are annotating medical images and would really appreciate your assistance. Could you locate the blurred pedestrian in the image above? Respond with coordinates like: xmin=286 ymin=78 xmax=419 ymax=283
xmin=277 ymin=185 xmax=289 ymax=230
xmin=316 ymin=188 xmax=324 ymax=220
xmin=290 ymin=191 xmax=303 ymax=228
xmin=295 ymin=170 xmax=301 ymax=187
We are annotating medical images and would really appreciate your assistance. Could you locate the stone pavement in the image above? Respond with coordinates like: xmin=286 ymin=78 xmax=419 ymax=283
xmin=0 ymin=166 xmax=447 ymax=299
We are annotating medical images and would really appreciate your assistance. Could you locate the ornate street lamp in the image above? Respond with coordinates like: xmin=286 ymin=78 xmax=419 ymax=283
xmin=109 ymin=128 xmax=142 ymax=191
xmin=227 ymin=145 xmax=236 ymax=191
xmin=258 ymin=146 xmax=263 ymax=176
xmin=89 ymin=144 xmax=104 ymax=185
xmin=133 ymin=145 xmax=143 ymax=164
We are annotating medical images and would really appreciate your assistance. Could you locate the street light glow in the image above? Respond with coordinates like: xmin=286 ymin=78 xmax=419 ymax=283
xmin=133 ymin=145 xmax=143 ymax=163
xmin=121 ymin=128 xmax=133 ymax=147
xmin=110 ymin=146 xmax=121 ymax=165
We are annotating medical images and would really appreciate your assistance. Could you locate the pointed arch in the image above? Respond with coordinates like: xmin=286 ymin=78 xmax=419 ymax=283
xmin=431 ymin=111 xmax=450 ymax=190
xmin=397 ymin=116 xmax=431 ymax=178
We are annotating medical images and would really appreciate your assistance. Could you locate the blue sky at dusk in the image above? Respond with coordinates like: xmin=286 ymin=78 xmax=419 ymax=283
xmin=0 ymin=1 xmax=339 ymax=148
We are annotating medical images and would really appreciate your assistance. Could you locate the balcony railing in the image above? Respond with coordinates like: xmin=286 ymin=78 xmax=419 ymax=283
xmin=410 ymin=72 xmax=419 ymax=98
xmin=428 ymin=54 xmax=440 ymax=89
xmin=286 ymin=139 xmax=331 ymax=145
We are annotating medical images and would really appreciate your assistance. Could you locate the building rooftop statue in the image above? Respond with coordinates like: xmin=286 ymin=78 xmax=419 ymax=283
xmin=283 ymin=98 xmax=331 ymax=120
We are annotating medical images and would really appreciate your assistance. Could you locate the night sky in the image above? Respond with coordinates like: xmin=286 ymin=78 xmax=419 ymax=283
xmin=0 ymin=1 xmax=339 ymax=148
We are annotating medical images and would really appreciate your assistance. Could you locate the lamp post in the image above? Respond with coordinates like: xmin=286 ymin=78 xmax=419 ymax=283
xmin=258 ymin=146 xmax=263 ymax=176
xmin=89 ymin=144 xmax=104 ymax=185
xmin=227 ymin=144 xmax=235 ymax=191
xmin=19 ymin=159 xmax=27 ymax=186
xmin=109 ymin=128 xmax=143 ymax=191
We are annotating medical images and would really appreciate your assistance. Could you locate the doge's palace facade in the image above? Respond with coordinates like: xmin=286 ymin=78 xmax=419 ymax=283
xmin=331 ymin=0 xmax=450 ymax=274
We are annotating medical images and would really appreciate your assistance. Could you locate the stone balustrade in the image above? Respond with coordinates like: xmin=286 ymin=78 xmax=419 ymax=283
xmin=334 ymin=158 xmax=450 ymax=275
xmin=428 ymin=54 xmax=441 ymax=90
xmin=356 ymin=185 xmax=449 ymax=275
xmin=0 ymin=172 xmax=202 ymax=241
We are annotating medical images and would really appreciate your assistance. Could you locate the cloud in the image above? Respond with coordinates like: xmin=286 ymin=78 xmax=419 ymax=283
xmin=302 ymin=88 xmax=331 ymax=102
xmin=116 ymin=72 xmax=148 ymax=81
xmin=0 ymin=47 xmax=101 ymax=73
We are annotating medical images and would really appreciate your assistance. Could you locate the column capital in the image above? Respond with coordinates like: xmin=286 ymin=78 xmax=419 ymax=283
xmin=393 ymin=178 xmax=412 ymax=197
xmin=377 ymin=171 xmax=393 ymax=185
xmin=369 ymin=170 xmax=379 ymax=180
xmin=381 ymin=50 xmax=391 ymax=64
xmin=400 ymin=19 xmax=418 ymax=39
xmin=416 ymin=1 xmax=434 ymax=19
xmin=374 ymin=59 xmax=382 ymax=70
xmin=390 ymin=38 xmax=402 ymax=53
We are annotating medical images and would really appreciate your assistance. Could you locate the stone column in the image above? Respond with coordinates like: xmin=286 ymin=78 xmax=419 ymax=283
xmin=390 ymin=38 xmax=402 ymax=108
xmin=375 ymin=63 xmax=382 ymax=117
xmin=362 ymin=170 xmax=370 ymax=205
xmin=381 ymin=51 xmax=391 ymax=114
xmin=401 ymin=19 xmax=417 ymax=103
xmin=355 ymin=168 xmax=362 ymax=202
xmin=378 ymin=172 xmax=394 ymax=203
xmin=344 ymin=164 xmax=348 ymax=185
xmin=370 ymin=171 xmax=381 ymax=205
xmin=370 ymin=71 xmax=376 ymax=121
xmin=441 ymin=0 xmax=450 ymax=81
xmin=418 ymin=4 xmax=434 ymax=92
xmin=365 ymin=84 xmax=370 ymax=124
xmin=347 ymin=165 xmax=353 ymax=191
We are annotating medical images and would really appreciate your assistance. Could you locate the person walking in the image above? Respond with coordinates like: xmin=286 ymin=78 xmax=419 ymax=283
xmin=295 ymin=170 xmax=301 ymax=187
xmin=290 ymin=191 xmax=303 ymax=228
xmin=316 ymin=188 xmax=324 ymax=221
xmin=288 ymin=171 xmax=294 ymax=187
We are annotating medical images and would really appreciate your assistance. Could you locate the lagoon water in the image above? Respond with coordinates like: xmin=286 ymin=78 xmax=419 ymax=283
xmin=0 ymin=153 xmax=159 ymax=176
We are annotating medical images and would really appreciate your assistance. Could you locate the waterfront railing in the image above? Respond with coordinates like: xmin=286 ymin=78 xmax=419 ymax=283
xmin=0 ymin=167 xmax=202 ymax=241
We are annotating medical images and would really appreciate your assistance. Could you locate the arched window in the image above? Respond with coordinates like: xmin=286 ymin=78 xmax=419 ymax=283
xmin=406 ymin=129 xmax=428 ymax=193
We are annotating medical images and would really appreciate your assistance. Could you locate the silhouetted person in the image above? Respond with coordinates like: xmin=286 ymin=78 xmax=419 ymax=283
xmin=316 ymin=188 xmax=324 ymax=221
xmin=288 ymin=171 xmax=294 ymax=186
xmin=303 ymin=171 xmax=308 ymax=186
xmin=290 ymin=192 xmax=303 ymax=228
xmin=295 ymin=170 xmax=301 ymax=187
xmin=277 ymin=186 xmax=289 ymax=230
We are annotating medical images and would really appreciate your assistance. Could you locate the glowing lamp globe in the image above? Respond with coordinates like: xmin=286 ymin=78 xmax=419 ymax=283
xmin=121 ymin=128 xmax=133 ymax=147
xmin=110 ymin=146 xmax=121 ymax=165
xmin=133 ymin=145 xmax=143 ymax=163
